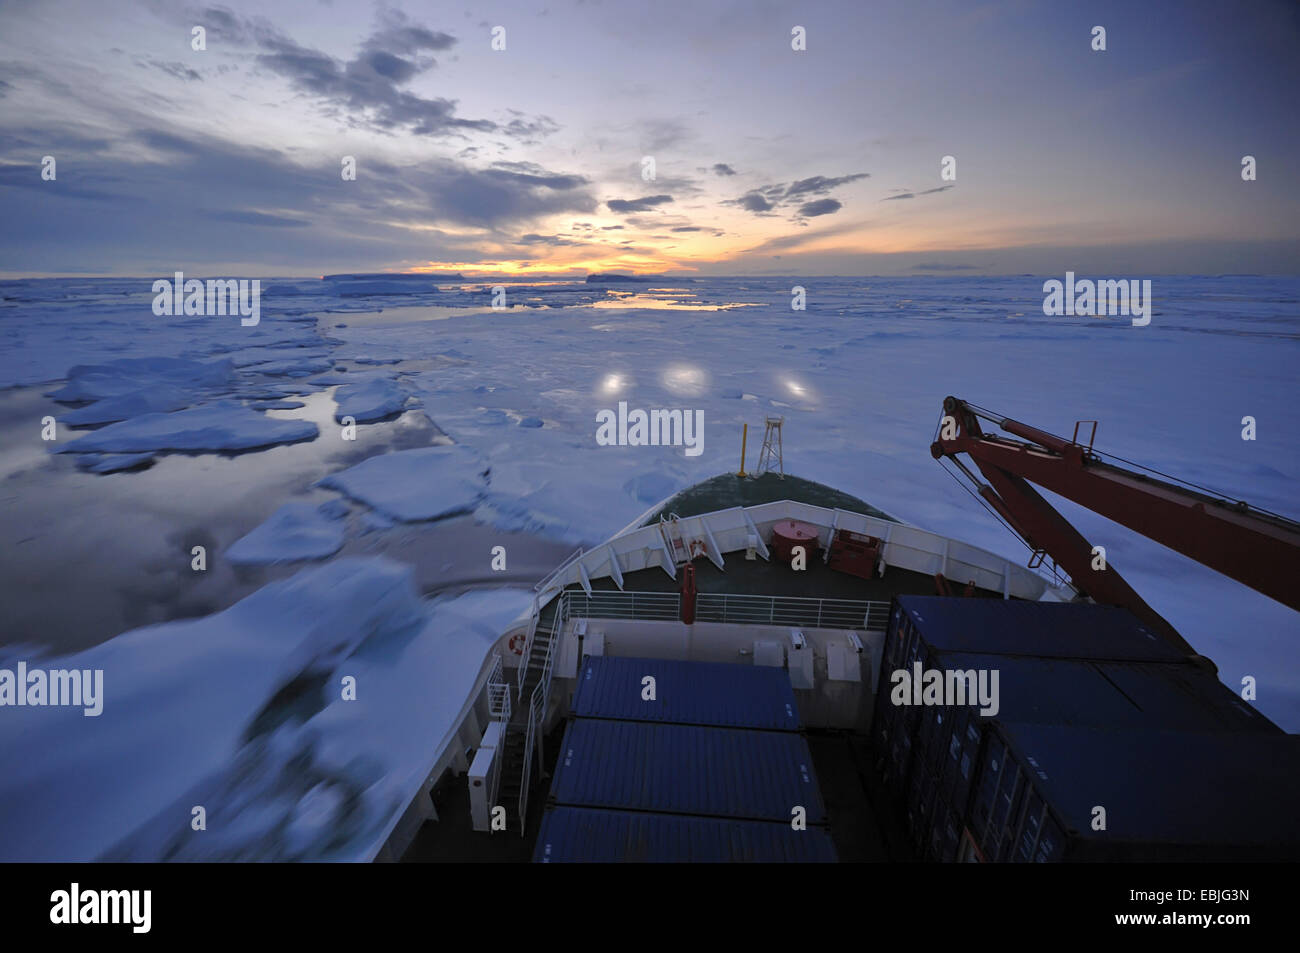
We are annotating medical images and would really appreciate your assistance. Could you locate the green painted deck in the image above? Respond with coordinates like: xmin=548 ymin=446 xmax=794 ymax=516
xmin=641 ymin=472 xmax=897 ymax=526
xmin=581 ymin=548 xmax=978 ymax=603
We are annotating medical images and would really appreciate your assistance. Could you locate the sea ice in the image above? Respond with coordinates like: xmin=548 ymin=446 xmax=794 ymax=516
xmin=47 ymin=356 xmax=233 ymax=402
xmin=333 ymin=377 xmax=410 ymax=423
xmin=60 ymin=385 xmax=191 ymax=425
xmin=93 ymin=582 xmax=534 ymax=861
xmin=52 ymin=399 xmax=318 ymax=454
xmin=318 ymin=445 xmax=488 ymax=521
xmin=225 ymin=501 xmax=347 ymax=566
xmin=74 ymin=453 xmax=156 ymax=474
xmin=0 ymin=556 xmax=426 ymax=861
xmin=623 ymin=471 xmax=683 ymax=504
xmin=246 ymin=357 xmax=333 ymax=378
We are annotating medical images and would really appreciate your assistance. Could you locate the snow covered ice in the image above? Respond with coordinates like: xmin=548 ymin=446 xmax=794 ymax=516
xmin=225 ymin=501 xmax=347 ymax=566
xmin=332 ymin=376 xmax=411 ymax=422
xmin=53 ymin=399 xmax=319 ymax=454
xmin=318 ymin=444 xmax=488 ymax=521
xmin=2 ymin=273 xmax=1298 ymax=861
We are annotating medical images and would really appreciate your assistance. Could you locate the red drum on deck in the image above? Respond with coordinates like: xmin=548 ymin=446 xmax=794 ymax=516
xmin=771 ymin=519 xmax=820 ymax=564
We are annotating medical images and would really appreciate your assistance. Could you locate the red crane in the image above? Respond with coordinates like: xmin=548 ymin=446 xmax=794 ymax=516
xmin=930 ymin=396 xmax=1300 ymax=660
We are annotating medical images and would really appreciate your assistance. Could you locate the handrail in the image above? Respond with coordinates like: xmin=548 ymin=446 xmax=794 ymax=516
xmin=516 ymin=601 xmax=539 ymax=698
xmin=534 ymin=546 xmax=585 ymax=594
xmin=518 ymin=688 xmax=541 ymax=834
xmin=516 ymin=590 xmax=568 ymax=834
xmin=565 ymin=590 xmax=680 ymax=620
xmin=486 ymin=651 xmax=511 ymax=722
xmin=696 ymin=592 xmax=892 ymax=630
xmin=554 ymin=587 xmax=890 ymax=631
xmin=487 ymin=733 xmax=503 ymax=809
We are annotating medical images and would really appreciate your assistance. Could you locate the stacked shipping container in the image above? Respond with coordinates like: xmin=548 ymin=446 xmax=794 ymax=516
xmin=536 ymin=656 xmax=836 ymax=862
xmin=875 ymin=596 xmax=1295 ymax=862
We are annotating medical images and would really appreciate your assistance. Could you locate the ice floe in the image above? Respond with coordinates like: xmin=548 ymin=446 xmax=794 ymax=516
xmin=53 ymin=400 xmax=318 ymax=454
xmin=0 ymin=556 xmax=427 ymax=861
xmin=60 ymin=385 xmax=192 ymax=426
xmin=74 ymin=453 xmax=156 ymax=474
xmin=332 ymin=376 xmax=410 ymax=423
xmin=96 ymin=581 xmax=532 ymax=861
xmin=225 ymin=501 xmax=347 ymax=566
xmin=48 ymin=356 xmax=232 ymax=402
xmin=318 ymin=445 xmax=488 ymax=521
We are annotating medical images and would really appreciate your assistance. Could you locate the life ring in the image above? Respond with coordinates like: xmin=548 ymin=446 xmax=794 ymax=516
xmin=508 ymin=633 xmax=526 ymax=656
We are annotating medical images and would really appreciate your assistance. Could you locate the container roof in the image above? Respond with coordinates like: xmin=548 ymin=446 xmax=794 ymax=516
xmin=572 ymin=656 xmax=801 ymax=731
xmin=551 ymin=719 xmax=826 ymax=824
xmin=998 ymin=724 xmax=1300 ymax=847
xmin=533 ymin=806 xmax=837 ymax=863
xmin=896 ymin=595 xmax=1186 ymax=662
xmin=934 ymin=652 xmax=1278 ymax=733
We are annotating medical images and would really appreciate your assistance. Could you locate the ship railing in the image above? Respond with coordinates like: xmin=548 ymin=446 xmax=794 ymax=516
xmin=517 ymin=589 xmax=569 ymax=834
xmin=518 ymin=685 xmax=543 ymax=834
xmin=564 ymin=590 xmax=681 ymax=621
xmin=533 ymin=546 xmax=585 ymax=595
xmin=696 ymin=593 xmax=892 ymax=631
xmin=516 ymin=600 xmax=539 ymax=698
xmin=486 ymin=652 xmax=511 ymax=724
xmin=555 ymin=588 xmax=890 ymax=631
xmin=486 ymin=730 xmax=504 ymax=811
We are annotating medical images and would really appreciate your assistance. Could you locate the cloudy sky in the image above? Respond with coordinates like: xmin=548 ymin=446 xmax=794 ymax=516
xmin=1 ymin=0 xmax=1297 ymax=277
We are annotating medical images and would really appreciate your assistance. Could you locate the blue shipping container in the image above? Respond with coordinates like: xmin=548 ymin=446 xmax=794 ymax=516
xmin=571 ymin=655 xmax=801 ymax=731
xmin=551 ymin=718 xmax=827 ymax=824
xmin=533 ymin=807 xmax=838 ymax=863
xmin=892 ymin=596 xmax=1186 ymax=662
xmin=982 ymin=724 xmax=1300 ymax=861
xmin=928 ymin=652 xmax=1274 ymax=733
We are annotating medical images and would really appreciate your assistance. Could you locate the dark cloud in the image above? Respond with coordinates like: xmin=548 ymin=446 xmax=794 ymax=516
xmin=135 ymin=129 xmax=206 ymax=155
xmin=197 ymin=6 xmax=268 ymax=45
xmin=255 ymin=31 xmax=497 ymax=136
xmin=205 ymin=209 xmax=310 ymax=227
xmin=637 ymin=118 xmax=690 ymax=152
xmin=607 ymin=194 xmax=673 ymax=213
xmin=504 ymin=114 xmax=560 ymax=141
xmin=0 ymin=123 xmax=597 ymax=270
xmin=712 ymin=163 xmax=736 ymax=176
xmin=785 ymin=173 xmax=869 ymax=197
xmin=484 ymin=162 xmax=588 ymax=191
xmin=601 ymin=225 xmax=624 ymax=230
xmin=910 ymin=262 xmax=977 ymax=270
xmin=140 ymin=59 xmax=202 ymax=82
xmin=797 ymin=198 xmax=842 ymax=217
xmin=734 ymin=191 xmax=773 ymax=213
xmin=515 ymin=233 xmax=586 ymax=246
xmin=883 ymin=185 xmax=953 ymax=201
xmin=400 ymin=162 xmax=595 ymax=228
xmin=727 ymin=172 xmax=868 ymax=217
xmin=360 ymin=15 xmax=457 ymax=57
xmin=0 ymin=160 xmax=120 ymax=202
xmin=671 ymin=226 xmax=702 ymax=232
xmin=192 ymin=8 xmax=547 ymax=140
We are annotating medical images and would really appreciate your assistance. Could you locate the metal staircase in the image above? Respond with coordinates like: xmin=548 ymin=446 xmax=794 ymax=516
xmin=659 ymin=512 xmax=706 ymax=565
xmin=500 ymin=594 xmax=566 ymax=834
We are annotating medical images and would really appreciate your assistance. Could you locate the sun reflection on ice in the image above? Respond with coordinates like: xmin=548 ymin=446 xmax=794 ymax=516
xmin=662 ymin=364 xmax=709 ymax=398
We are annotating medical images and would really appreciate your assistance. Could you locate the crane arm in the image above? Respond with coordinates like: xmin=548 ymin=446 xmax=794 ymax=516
xmin=930 ymin=396 xmax=1300 ymax=655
